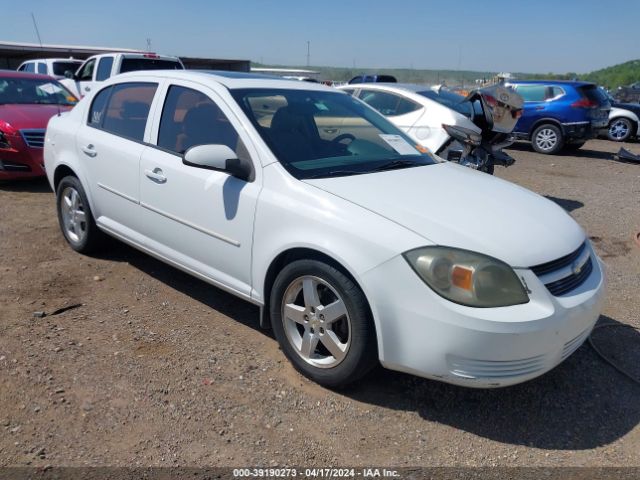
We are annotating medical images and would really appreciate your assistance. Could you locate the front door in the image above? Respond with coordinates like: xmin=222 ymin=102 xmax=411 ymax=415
xmin=139 ymin=82 xmax=261 ymax=297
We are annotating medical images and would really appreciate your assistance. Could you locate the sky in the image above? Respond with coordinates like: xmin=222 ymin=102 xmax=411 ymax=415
xmin=3 ymin=0 xmax=638 ymax=74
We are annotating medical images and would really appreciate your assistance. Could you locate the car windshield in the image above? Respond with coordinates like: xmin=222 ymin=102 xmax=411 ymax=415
xmin=417 ymin=88 xmax=473 ymax=117
xmin=52 ymin=61 xmax=82 ymax=76
xmin=231 ymin=88 xmax=436 ymax=179
xmin=120 ymin=58 xmax=183 ymax=73
xmin=0 ymin=77 xmax=78 ymax=106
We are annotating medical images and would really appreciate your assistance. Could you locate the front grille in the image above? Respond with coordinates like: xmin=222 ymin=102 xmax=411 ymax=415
xmin=448 ymin=354 xmax=546 ymax=379
xmin=20 ymin=129 xmax=45 ymax=148
xmin=530 ymin=242 xmax=586 ymax=276
xmin=544 ymin=257 xmax=593 ymax=296
xmin=529 ymin=242 xmax=593 ymax=297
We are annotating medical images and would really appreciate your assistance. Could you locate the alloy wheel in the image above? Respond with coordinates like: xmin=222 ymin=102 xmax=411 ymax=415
xmin=60 ymin=186 xmax=88 ymax=245
xmin=609 ymin=119 xmax=631 ymax=141
xmin=281 ymin=275 xmax=351 ymax=368
xmin=535 ymin=128 xmax=558 ymax=151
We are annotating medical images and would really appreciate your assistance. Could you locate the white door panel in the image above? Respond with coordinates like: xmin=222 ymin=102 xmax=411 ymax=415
xmin=76 ymin=124 xmax=144 ymax=228
xmin=139 ymin=148 xmax=259 ymax=297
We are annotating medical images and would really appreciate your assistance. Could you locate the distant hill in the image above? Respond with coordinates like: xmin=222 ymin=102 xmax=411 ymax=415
xmin=253 ymin=59 xmax=640 ymax=89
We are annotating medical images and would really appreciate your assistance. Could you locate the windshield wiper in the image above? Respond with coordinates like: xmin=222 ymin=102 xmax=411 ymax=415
xmin=371 ymin=159 xmax=422 ymax=172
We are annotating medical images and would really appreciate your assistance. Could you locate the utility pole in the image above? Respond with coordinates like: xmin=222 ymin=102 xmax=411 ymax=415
xmin=31 ymin=13 xmax=43 ymax=47
xmin=306 ymin=41 xmax=310 ymax=67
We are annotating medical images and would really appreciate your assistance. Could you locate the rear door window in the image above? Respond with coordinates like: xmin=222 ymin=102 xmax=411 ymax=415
xmin=359 ymin=90 xmax=421 ymax=116
xmin=24 ymin=63 xmax=36 ymax=73
xmin=95 ymin=57 xmax=114 ymax=81
xmin=91 ymin=82 xmax=158 ymax=142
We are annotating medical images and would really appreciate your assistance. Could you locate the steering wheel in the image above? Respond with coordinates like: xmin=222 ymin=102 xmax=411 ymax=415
xmin=331 ymin=133 xmax=356 ymax=145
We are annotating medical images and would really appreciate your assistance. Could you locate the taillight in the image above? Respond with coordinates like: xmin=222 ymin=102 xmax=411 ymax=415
xmin=483 ymin=94 xmax=498 ymax=108
xmin=571 ymin=98 xmax=597 ymax=108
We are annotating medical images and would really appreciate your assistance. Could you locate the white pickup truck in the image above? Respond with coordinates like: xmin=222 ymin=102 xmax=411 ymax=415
xmin=60 ymin=52 xmax=184 ymax=98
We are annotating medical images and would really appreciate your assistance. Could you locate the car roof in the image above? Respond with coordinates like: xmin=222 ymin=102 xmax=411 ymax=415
xmin=114 ymin=70 xmax=337 ymax=91
xmin=0 ymin=69 xmax=56 ymax=80
xmin=508 ymin=79 xmax=595 ymax=87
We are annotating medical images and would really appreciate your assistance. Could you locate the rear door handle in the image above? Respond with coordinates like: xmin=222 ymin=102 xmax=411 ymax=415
xmin=535 ymin=106 xmax=545 ymax=110
xmin=144 ymin=168 xmax=167 ymax=184
xmin=324 ymin=128 xmax=338 ymax=134
xmin=81 ymin=144 xmax=97 ymax=157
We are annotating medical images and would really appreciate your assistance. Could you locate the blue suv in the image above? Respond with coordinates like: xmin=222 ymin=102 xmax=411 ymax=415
xmin=506 ymin=81 xmax=610 ymax=154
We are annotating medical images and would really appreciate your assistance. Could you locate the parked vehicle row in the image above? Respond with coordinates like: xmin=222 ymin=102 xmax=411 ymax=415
xmin=42 ymin=70 xmax=605 ymax=389
xmin=59 ymin=52 xmax=184 ymax=99
xmin=338 ymin=82 xmax=522 ymax=173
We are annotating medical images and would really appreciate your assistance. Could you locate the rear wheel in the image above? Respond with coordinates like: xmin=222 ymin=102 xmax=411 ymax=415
xmin=532 ymin=124 xmax=564 ymax=154
xmin=56 ymin=176 xmax=104 ymax=253
xmin=270 ymin=259 xmax=377 ymax=388
xmin=607 ymin=117 xmax=633 ymax=142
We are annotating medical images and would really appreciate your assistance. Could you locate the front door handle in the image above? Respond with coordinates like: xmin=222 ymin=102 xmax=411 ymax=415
xmin=144 ymin=168 xmax=167 ymax=184
xmin=324 ymin=128 xmax=338 ymax=134
xmin=81 ymin=144 xmax=97 ymax=157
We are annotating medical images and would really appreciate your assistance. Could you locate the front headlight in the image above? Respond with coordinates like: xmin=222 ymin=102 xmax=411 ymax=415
xmin=403 ymin=246 xmax=529 ymax=307
xmin=0 ymin=130 xmax=11 ymax=149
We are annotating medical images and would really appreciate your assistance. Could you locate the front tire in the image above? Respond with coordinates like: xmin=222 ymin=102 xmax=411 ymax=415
xmin=270 ymin=259 xmax=377 ymax=388
xmin=56 ymin=176 xmax=104 ymax=253
xmin=608 ymin=117 xmax=633 ymax=142
xmin=532 ymin=124 xmax=564 ymax=154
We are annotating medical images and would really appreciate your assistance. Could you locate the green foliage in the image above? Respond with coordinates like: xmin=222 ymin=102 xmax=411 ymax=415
xmin=252 ymin=60 xmax=640 ymax=89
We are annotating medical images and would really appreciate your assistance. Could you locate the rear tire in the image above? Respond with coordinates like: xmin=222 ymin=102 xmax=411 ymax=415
xmin=269 ymin=259 xmax=378 ymax=388
xmin=607 ymin=117 xmax=633 ymax=142
xmin=56 ymin=176 xmax=105 ymax=253
xmin=531 ymin=124 xmax=564 ymax=154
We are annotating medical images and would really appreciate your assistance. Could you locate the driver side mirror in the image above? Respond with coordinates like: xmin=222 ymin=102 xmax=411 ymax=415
xmin=183 ymin=144 xmax=254 ymax=182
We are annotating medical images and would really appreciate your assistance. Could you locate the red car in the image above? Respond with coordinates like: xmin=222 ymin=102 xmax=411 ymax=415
xmin=0 ymin=70 xmax=77 ymax=180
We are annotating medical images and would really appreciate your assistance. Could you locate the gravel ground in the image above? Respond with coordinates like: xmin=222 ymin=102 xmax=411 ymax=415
xmin=0 ymin=139 xmax=639 ymax=468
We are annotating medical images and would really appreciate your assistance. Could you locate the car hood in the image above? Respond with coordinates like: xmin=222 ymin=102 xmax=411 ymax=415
xmin=304 ymin=162 xmax=585 ymax=267
xmin=0 ymin=104 xmax=72 ymax=132
xmin=613 ymin=102 xmax=640 ymax=114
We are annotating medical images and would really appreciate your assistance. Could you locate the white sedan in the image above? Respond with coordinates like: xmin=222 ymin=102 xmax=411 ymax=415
xmin=338 ymin=83 xmax=480 ymax=154
xmin=44 ymin=71 xmax=605 ymax=388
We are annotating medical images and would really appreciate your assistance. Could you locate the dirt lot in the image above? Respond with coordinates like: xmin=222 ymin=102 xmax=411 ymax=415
xmin=1 ymin=139 xmax=639 ymax=468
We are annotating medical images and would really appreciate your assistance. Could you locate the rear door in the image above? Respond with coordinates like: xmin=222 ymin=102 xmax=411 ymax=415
xmin=512 ymin=84 xmax=548 ymax=135
xmin=75 ymin=81 xmax=159 ymax=232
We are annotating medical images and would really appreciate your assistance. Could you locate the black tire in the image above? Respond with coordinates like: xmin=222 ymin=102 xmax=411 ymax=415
xmin=56 ymin=175 xmax=105 ymax=253
xmin=531 ymin=124 xmax=564 ymax=154
xmin=607 ymin=117 xmax=633 ymax=142
xmin=479 ymin=162 xmax=495 ymax=175
xmin=269 ymin=259 xmax=377 ymax=388
xmin=564 ymin=141 xmax=586 ymax=152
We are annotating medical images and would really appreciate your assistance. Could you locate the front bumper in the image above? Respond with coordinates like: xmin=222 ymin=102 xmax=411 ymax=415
xmin=361 ymin=244 xmax=605 ymax=388
xmin=0 ymin=133 xmax=46 ymax=179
